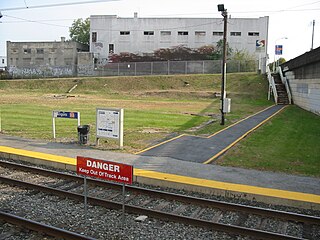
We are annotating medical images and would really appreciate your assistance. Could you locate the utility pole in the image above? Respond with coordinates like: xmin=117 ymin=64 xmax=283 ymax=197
xmin=218 ymin=4 xmax=228 ymax=125
xmin=311 ymin=20 xmax=315 ymax=50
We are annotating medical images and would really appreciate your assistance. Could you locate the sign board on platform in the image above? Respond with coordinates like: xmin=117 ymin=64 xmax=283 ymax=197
xmin=77 ymin=156 xmax=133 ymax=184
xmin=52 ymin=110 xmax=80 ymax=139
xmin=96 ymin=108 xmax=124 ymax=148
xmin=53 ymin=111 xmax=79 ymax=119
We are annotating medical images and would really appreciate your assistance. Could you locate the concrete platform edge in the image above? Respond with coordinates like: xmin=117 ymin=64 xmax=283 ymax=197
xmin=1 ymin=150 xmax=319 ymax=211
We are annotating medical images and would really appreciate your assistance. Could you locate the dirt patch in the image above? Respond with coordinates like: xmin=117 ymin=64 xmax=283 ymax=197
xmin=186 ymin=119 xmax=217 ymax=132
xmin=44 ymin=94 xmax=79 ymax=99
xmin=139 ymin=128 xmax=169 ymax=134
xmin=130 ymin=90 xmax=215 ymax=99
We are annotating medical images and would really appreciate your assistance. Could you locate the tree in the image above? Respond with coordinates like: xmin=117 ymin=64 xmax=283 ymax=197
xmin=268 ymin=57 xmax=286 ymax=71
xmin=212 ymin=39 xmax=233 ymax=60
xmin=69 ymin=18 xmax=90 ymax=45
xmin=231 ymin=49 xmax=255 ymax=61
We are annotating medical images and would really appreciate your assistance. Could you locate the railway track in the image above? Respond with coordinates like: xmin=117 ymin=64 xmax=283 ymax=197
xmin=0 ymin=160 xmax=319 ymax=239
xmin=0 ymin=211 xmax=95 ymax=240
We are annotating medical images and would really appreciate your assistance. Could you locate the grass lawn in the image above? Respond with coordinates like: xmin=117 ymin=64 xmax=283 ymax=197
xmin=0 ymin=73 xmax=271 ymax=152
xmin=216 ymin=105 xmax=320 ymax=177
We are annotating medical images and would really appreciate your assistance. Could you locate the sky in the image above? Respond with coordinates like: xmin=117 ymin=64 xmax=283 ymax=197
xmin=0 ymin=0 xmax=319 ymax=62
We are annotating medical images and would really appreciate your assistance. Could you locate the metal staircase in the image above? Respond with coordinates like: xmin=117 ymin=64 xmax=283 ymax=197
xmin=272 ymin=73 xmax=290 ymax=105
xmin=266 ymin=66 xmax=292 ymax=105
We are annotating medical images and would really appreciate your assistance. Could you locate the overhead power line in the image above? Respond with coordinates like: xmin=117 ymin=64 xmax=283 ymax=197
xmin=3 ymin=14 xmax=69 ymax=28
xmin=0 ymin=0 xmax=119 ymax=11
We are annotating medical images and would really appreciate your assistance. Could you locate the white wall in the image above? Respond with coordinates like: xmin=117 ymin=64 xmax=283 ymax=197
xmin=90 ymin=15 xmax=268 ymax=61
xmin=286 ymin=71 xmax=320 ymax=115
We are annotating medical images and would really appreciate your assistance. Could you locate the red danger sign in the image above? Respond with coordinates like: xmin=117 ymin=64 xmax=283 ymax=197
xmin=77 ymin=156 xmax=133 ymax=184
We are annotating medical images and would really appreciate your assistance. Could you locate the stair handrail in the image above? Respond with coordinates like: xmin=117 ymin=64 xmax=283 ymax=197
xmin=266 ymin=66 xmax=278 ymax=103
xmin=277 ymin=66 xmax=292 ymax=104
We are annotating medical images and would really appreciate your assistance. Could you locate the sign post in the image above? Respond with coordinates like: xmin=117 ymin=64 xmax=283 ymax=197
xmin=274 ymin=45 xmax=283 ymax=72
xmin=96 ymin=108 xmax=124 ymax=148
xmin=76 ymin=156 xmax=133 ymax=225
xmin=84 ymin=176 xmax=87 ymax=221
xmin=52 ymin=110 xmax=80 ymax=139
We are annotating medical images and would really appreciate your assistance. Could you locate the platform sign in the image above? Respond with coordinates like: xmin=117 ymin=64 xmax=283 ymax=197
xmin=77 ymin=156 xmax=133 ymax=184
xmin=96 ymin=108 xmax=124 ymax=148
xmin=77 ymin=156 xmax=133 ymax=226
xmin=52 ymin=110 xmax=80 ymax=139
xmin=275 ymin=45 xmax=283 ymax=55
xmin=53 ymin=111 xmax=79 ymax=119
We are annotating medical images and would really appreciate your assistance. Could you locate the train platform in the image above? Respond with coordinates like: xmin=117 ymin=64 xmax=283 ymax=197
xmin=0 ymin=107 xmax=320 ymax=210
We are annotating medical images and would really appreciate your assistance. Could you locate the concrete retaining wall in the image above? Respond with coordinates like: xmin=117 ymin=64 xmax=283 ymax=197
xmin=282 ymin=47 xmax=320 ymax=115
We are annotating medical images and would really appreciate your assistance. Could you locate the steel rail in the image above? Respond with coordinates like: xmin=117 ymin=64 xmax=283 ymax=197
xmin=0 ymin=175 xmax=308 ymax=240
xmin=1 ymin=160 xmax=319 ymax=225
xmin=0 ymin=211 xmax=96 ymax=240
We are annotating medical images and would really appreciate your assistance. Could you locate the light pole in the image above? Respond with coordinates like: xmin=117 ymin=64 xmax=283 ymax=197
xmin=218 ymin=4 xmax=227 ymax=125
xmin=311 ymin=20 xmax=315 ymax=50
xmin=273 ymin=37 xmax=287 ymax=72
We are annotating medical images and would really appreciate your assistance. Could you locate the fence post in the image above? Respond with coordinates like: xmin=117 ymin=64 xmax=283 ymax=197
xmin=151 ymin=62 xmax=153 ymax=75
xmin=167 ymin=61 xmax=170 ymax=75
xmin=185 ymin=61 xmax=187 ymax=74
xmin=135 ymin=62 xmax=137 ymax=76
xmin=202 ymin=61 xmax=205 ymax=74
xmin=118 ymin=63 xmax=120 ymax=76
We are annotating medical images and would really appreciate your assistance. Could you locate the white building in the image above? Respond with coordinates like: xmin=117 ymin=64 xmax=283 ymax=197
xmin=90 ymin=13 xmax=269 ymax=64
xmin=0 ymin=56 xmax=6 ymax=70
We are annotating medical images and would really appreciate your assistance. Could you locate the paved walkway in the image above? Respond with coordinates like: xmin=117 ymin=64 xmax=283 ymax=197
xmin=138 ymin=105 xmax=285 ymax=163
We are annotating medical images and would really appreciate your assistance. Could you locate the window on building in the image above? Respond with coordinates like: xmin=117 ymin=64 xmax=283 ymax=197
xmin=120 ymin=31 xmax=130 ymax=35
xmin=248 ymin=32 xmax=259 ymax=36
xmin=144 ymin=31 xmax=154 ymax=35
xmin=213 ymin=31 xmax=223 ymax=36
xmin=11 ymin=48 xmax=18 ymax=54
xmin=231 ymin=32 xmax=241 ymax=36
xmin=109 ymin=44 xmax=114 ymax=54
xmin=50 ymin=48 xmax=56 ymax=53
xmin=92 ymin=32 xmax=97 ymax=42
xmin=178 ymin=31 xmax=188 ymax=36
xmin=160 ymin=31 xmax=171 ymax=36
xmin=37 ymin=49 xmax=44 ymax=54
xmin=23 ymin=49 xmax=31 ymax=54
xmin=195 ymin=31 xmax=206 ymax=36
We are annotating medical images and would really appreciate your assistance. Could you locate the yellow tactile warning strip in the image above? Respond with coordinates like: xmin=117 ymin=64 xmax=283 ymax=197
xmin=0 ymin=145 xmax=320 ymax=205
xmin=134 ymin=169 xmax=320 ymax=205
xmin=0 ymin=146 xmax=76 ymax=165
xmin=135 ymin=105 xmax=276 ymax=155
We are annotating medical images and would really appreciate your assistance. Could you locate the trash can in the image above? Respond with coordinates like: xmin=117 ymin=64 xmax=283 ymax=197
xmin=77 ymin=125 xmax=90 ymax=144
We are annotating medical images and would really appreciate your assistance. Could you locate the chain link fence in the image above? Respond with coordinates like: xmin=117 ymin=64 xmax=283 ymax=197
xmin=93 ymin=60 xmax=258 ymax=76
xmin=6 ymin=59 xmax=261 ymax=79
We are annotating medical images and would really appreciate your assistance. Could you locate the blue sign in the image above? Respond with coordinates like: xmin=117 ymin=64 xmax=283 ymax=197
xmin=275 ymin=45 xmax=283 ymax=55
xmin=53 ymin=111 xmax=78 ymax=119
